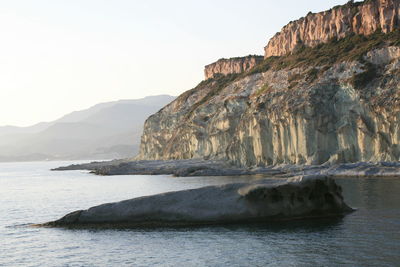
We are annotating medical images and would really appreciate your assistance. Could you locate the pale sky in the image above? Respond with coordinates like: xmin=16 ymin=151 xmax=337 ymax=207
xmin=0 ymin=0 xmax=349 ymax=126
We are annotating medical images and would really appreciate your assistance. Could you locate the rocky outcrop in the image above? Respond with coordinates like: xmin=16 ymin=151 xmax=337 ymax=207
xmin=137 ymin=45 xmax=400 ymax=166
xmin=54 ymin=159 xmax=400 ymax=178
xmin=42 ymin=175 xmax=353 ymax=227
xmin=264 ymin=0 xmax=400 ymax=58
xmin=204 ymin=56 xmax=263 ymax=80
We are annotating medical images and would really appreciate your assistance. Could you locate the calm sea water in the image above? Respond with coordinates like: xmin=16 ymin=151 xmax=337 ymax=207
xmin=1 ymin=161 xmax=399 ymax=267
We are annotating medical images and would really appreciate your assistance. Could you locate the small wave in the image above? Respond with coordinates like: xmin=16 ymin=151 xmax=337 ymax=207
xmin=5 ymin=223 xmax=39 ymax=229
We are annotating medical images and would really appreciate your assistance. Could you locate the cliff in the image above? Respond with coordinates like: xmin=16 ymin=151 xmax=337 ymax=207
xmin=137 ymin=0 xmax=400 ymax=167
xmin=204 ymin=56 xmax=263 ymax=80
xmin=264 ymin=0 xmax=400 ymax=57
xmin=138 ymin=32 xmax=400 ymax=166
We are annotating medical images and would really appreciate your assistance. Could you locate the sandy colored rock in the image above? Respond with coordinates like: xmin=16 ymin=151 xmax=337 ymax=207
xmin=204 ymin=56 xmax=263 ymax=80
xmin=264 ymin=0 xmax=400 ymax=58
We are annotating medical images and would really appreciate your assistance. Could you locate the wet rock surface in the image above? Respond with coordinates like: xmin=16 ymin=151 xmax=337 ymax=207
xmin=53 ymin=159 xmax=400 ymax=178
xmin=42 ymin=175 xmax=353 ymax=228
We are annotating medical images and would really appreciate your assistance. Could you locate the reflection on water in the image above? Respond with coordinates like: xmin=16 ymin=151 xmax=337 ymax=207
xmin=1 ymin=161 xmax=400 ymax=266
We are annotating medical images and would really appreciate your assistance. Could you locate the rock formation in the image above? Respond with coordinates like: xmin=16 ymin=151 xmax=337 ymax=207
xmin=138 ymin=45 xmax=400 ymax=166
xmin=54 ymin=159 xmax=400 ymax=178
xmin=136 ymin=0 xmax=400 ymax=167
xmin=43 ymin=175 xmax=353 ymax=227
xmin=204 ymin=56 xmax=263 ymax=80
xmin=264 ymin=0 xmax=400 ymax=57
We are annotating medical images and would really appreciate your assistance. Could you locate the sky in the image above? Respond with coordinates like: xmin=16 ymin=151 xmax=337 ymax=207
xmin=0 ymin=0 xmax=350 ymax=127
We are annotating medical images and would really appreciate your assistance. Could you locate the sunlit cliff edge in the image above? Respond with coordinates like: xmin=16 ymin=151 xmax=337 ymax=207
xmin=265 ymin=0 xmax=400 ymax=57
xmin=137 ymin=0 xmax=400 ymax=167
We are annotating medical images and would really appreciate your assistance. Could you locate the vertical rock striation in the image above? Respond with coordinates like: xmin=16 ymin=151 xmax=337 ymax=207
xmin=138 ymin=46 xmax=400 ymax=166
xmin=137 ymin=0 xmax=400 ymax=167
xmin=264 ymin=0 xmax=400 ymax=58
xmin=204 ymin=56 xmax=263 ymax=80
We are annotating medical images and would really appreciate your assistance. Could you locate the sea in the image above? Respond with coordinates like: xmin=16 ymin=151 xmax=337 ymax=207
xmin=1 ymin=161 xmax=399 ymax=267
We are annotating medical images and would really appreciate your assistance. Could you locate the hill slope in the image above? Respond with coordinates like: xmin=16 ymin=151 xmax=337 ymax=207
xmin=0 ymin=95 xmax=175 ymax=161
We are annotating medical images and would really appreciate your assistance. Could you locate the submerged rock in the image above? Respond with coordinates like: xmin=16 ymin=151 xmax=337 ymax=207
xmin=43 ymin=175 xmax=353 ymax=228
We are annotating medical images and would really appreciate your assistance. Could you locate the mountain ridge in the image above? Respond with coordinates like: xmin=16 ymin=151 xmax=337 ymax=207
xmin=0 ymin=95 xmax=175 ymax=162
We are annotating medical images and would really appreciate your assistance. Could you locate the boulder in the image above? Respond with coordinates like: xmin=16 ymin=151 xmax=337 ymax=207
xmin=43 ymin=175 xmax=353 ymax=228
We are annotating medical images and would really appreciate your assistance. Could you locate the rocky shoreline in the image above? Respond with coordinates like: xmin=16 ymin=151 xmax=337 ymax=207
xmin=53 ymin=159 xmax=400 ymax=178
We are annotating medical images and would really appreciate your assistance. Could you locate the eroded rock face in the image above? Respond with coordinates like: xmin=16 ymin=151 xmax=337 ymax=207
xmin=44 ymin=175 xmax=353 ymax=227
xmin=204 ymin=56 xmax=263 ymax=80
xmin=264 ymin=0 xmax=400 ymax=57
xmin=137 ymin=46 xmax=400 ymax=166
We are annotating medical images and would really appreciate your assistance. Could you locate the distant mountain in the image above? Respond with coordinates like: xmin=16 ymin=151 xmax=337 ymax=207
xmin=0 ymin=122 xmax=51 ymax=136
xmin=0 ymin=95 xmax=175 ymax=162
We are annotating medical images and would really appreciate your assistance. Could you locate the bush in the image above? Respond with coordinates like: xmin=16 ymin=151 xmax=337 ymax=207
xmin=254 ymin=83 xmax=271 ymax=97
xmin=245 ymin=29 xmax=400 ymax=76
xmin=186 ymin=73 xmax=239 ymax=117
xmin=288 ymin=73 xmax=302 ymax=83
xmin=306 ymin=68 xmax=319 ymax=83
xmin=350 ymin=62 xmax=378 ymax=89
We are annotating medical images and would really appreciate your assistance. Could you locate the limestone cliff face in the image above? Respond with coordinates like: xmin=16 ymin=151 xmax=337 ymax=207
xmin=204 ymin=56 xmax=263 ymax=80
xmin=137 ymin=0 xmax=400 ymax=167
xmin=264 ymin=0 xmax=400 ymax=57
xmin=138 ymin=46 xmax=400 ymax=166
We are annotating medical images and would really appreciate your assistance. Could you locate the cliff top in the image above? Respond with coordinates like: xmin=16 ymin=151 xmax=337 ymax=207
xmin=202 ymin=0 xmax=399 ymax=80
xmin=204 ymin=55 xmax=263 ymax=80
xmin=204 ymin=55 xmax=263 ymax=68
xmin=264 ymin=0 xmax=400 ymax=57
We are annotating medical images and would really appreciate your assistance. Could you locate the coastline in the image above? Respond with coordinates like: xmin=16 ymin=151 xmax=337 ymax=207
xmin=53 ymin=159 xmax=400 ymax=178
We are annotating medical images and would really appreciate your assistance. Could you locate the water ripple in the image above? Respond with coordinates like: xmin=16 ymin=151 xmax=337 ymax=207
xmin=1 ymin=161 xmax=400 ymax=266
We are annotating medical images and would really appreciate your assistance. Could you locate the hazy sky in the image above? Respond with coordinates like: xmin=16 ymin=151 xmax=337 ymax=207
xmin=0 ymin=0 xmax=349 ymax=126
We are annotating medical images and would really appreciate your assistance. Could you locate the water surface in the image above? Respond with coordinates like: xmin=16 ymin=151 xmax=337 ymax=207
xmin=1 ymin=161 xmax=399 ymax=266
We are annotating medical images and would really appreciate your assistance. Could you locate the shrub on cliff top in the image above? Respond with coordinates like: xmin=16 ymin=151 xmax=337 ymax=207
xmin=186 ymin=73 xmax=239 ymax=117
xmin=254 ymin=83 xmax=271 ymax=97
xmin=247 ymin=30 xmax=400 ymax=76
xmin=182 ymin=29 xmax=398 ymax=113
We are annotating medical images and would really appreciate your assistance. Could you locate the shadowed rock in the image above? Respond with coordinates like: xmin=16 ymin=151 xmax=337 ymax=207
xmin=41 ymin=175 xmax=353 ymax=228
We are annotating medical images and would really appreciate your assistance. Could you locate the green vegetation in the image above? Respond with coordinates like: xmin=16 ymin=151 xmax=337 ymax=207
xmin=287 ymin=73 xmax=302 ymax=89
xmin=306 ymin=68 xmax=319 ymax=83
xmin=182 ymin=29 xmax=399 ymax=111
xmin=186 ymin=73 xmax=239 ymax=117
xmin=288 ymin=81 xmax=299 ymax=90
xmin=331 ymin=0 xmax=367 ymax=11
xmin=288 ymin=73 xmax=302 ymax=83
xmin=350 ymin=62 xmax=378 ymax=89
xmin=254 ymin=83 xmax=271 ymax=97
xmin=246 ymin=30 xmax=400 ymax=76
